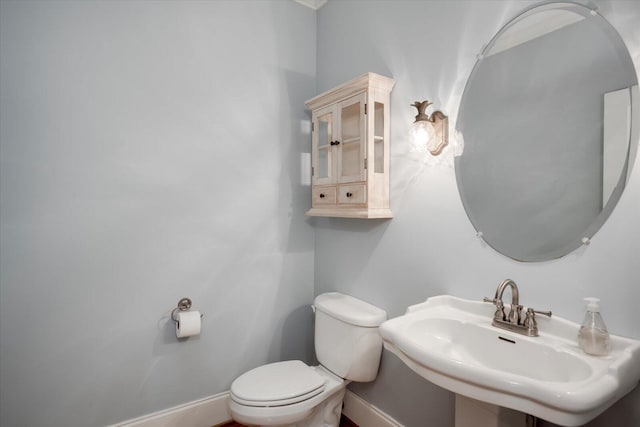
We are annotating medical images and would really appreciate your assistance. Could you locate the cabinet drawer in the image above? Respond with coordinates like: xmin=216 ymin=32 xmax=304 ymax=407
xmin=312 ymin=186 xmax=337 ymax=205
xmin=338 ymin=184 xmax=366 ymax=204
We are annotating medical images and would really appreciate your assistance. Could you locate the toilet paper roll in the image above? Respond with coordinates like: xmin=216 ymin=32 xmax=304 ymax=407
xmin=175 ymin=310 xmax=201 ymax=338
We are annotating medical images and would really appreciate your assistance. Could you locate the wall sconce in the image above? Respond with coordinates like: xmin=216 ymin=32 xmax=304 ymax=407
xmin=409 ymin=100 xmax=449 ymax=155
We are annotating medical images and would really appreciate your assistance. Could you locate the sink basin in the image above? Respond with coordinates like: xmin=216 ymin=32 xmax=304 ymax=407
xmin=379 ymin=295 xmax=640 ymax=426
xmin=405 ymin=318 xmax=592 ymax=383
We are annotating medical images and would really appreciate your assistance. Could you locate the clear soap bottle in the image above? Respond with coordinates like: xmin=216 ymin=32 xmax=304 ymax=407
xmin=578 ymin=297 xmax=611 ymax=356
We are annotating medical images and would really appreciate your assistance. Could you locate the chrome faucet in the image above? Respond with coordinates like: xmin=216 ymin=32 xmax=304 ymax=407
xmin=483 ymin=279 xmax=551 ymax=337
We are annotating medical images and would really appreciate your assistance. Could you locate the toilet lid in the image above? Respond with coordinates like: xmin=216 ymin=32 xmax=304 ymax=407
xmin=230 ymin=360 xmax=326 ymax=407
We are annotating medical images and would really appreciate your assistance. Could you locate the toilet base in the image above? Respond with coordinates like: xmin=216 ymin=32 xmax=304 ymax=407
xmin=233 ymin=387 xmax=346 ymax=427
xmin=292 ymin=387 xmax=345 ymax=427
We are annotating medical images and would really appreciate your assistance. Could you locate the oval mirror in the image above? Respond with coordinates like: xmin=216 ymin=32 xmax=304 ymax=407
xmin=455 ymin=2 xmax=638 ymax=262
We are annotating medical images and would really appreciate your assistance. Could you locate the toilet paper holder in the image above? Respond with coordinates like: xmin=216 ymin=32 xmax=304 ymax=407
xmin=171 ymin=297 xmax=203 ymax=321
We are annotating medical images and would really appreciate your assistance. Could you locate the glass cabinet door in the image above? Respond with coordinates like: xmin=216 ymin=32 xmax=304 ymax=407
xmin=373 ymin=101 xmax=385 ymax=174
xmin=338 ymin=93 xmax=366 ymax=183
xmin=311 ymin=93 xmax=366 ymax=186
xmin=312 ymin=107 xmax=335 ymax=185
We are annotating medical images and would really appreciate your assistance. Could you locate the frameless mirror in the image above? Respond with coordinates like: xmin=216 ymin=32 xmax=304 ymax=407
xmin=455 ymin=2 xmax=638 ymax=262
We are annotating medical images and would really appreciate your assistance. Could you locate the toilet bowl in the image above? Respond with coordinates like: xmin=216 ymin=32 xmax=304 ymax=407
xmin=228 ymin=362 xmax=346 ymax=427
xmin=228 ymin=293 xmax=387 ymax=427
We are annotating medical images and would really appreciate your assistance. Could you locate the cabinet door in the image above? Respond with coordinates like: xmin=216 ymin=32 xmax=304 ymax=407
xmin=311 ymin=105 xmax=336 ymax=186
xmin=337 ymin=93 xmax=366 ymax=183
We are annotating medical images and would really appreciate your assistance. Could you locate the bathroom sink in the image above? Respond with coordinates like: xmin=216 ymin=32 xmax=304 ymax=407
xmin=403 ymin=318 xmax=592 ymax=383
xmin=379 ymin=295 xmax=640 ymax=426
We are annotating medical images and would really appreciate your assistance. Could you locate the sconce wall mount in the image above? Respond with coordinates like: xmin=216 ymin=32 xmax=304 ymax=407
xmin=410 ymin=100 xmax=449 ymax=156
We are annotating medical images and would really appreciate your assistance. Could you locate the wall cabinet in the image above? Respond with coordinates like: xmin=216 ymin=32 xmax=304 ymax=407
xmin=305 ymin=73 xmax=395 ymax=218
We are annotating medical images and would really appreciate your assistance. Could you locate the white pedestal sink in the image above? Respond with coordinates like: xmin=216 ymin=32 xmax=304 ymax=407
xmin=379 ymin=295 xmax=640 ymax=426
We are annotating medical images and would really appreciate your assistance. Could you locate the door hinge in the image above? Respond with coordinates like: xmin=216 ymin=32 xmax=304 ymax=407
xmin=364 ymin=158 xmax=367 ymax=170
xmin=364 ymin=103 xmax=367 ymax=115
xmin=312 ymin=166 xmax=315 ymax=176
xmin=311 ymin=122 xmax=315 ymax=132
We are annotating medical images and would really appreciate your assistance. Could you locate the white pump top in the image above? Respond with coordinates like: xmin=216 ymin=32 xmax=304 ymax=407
xmin=584 ymin=297 xmax=601 ymax=312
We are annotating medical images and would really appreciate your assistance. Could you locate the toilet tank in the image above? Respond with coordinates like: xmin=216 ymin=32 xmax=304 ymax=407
xmin=313 ymin=292 xmax=387 ymax=382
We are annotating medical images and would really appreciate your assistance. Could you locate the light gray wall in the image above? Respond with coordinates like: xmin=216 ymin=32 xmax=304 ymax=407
xmin=2 ymin=1 xmax=639 ymax=426
xmin=0 ymin=1 xmax=315 ymax=426
xmin=315 ymin=1 xmax=640 ymax=426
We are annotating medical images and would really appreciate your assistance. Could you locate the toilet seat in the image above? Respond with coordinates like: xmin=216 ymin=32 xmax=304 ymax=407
xmin=230 ymin=360 xmax=326 ymax=407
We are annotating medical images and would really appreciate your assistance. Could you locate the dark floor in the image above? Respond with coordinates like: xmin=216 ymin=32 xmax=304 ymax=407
xmin=219 ymin=414 xmax=357 ymax=427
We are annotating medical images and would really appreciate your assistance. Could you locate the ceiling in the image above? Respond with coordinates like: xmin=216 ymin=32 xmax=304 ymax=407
xmin=295 ymin=0 xmax=328 ymax=10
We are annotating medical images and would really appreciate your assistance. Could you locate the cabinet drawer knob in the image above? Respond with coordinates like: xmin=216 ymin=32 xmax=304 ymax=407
xmin=346 ymin=192 xmax=353 ymax=198
xmin=319 ymin=193 xmax=325 ymax=198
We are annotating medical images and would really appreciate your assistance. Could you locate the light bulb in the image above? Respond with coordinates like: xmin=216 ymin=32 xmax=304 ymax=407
xmin=409 ymin=120 xmax=436 ymax=153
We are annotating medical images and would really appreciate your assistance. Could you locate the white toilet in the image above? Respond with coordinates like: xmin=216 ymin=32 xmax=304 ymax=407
xmin=228 ymin=292 xmax=387 ymax=427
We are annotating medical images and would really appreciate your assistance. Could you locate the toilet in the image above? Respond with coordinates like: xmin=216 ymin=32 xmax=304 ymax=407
xmin=228 ymin=292 xmax=387 ymax=427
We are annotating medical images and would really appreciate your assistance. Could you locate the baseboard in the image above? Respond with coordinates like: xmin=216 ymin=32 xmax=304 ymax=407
xmin=111 ymin=388 xmax=402 ymax=427
xmin=342 ymin=390 xmax=403 ymax=427
xmin=109 ymin=391 xmax=232 ymax=427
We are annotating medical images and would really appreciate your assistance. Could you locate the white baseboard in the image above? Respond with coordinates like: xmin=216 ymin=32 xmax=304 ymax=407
xmin=343 ymin=390 xmax=403 ymax=427
xmin=111 ymin=388 xmax=402 ymax=427
xmin=109 ymin=391 xmax=232 ymax=427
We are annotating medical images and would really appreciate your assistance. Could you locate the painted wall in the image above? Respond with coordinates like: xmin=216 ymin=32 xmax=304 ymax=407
xmin=315 ymin=1 xmax=640 ymax=426
xmin=0 ymin=1 xmax=316 ymax=426
xmin=2 ymin=1 xmax=639 ymax=426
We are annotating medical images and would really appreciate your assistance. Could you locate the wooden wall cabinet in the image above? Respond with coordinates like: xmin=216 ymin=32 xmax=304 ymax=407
xmin=305 ymin=73 xmax=395 ymax=218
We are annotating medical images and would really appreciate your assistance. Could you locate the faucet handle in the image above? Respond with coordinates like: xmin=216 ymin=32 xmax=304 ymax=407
xmin=522 ymin=307 xmax=552 ymax=336
xmin=523 ymin=308 xmax=538 ymax=334
xmin=483 ymin=297 xmax=507 ymax=321
xmin=494 ymin=300 xmax=506 ymax=321
xmin=484 ymin=297 xmax=513 ymax=322
xmin=524 ymin=307 xmax=552 ymax=319
xmin=531 ymin=308 xmax=552 ymax=317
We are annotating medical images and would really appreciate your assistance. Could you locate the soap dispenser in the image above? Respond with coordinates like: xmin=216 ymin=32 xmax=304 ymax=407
xmin=578 ymin=297 xmax=611 ymax=356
